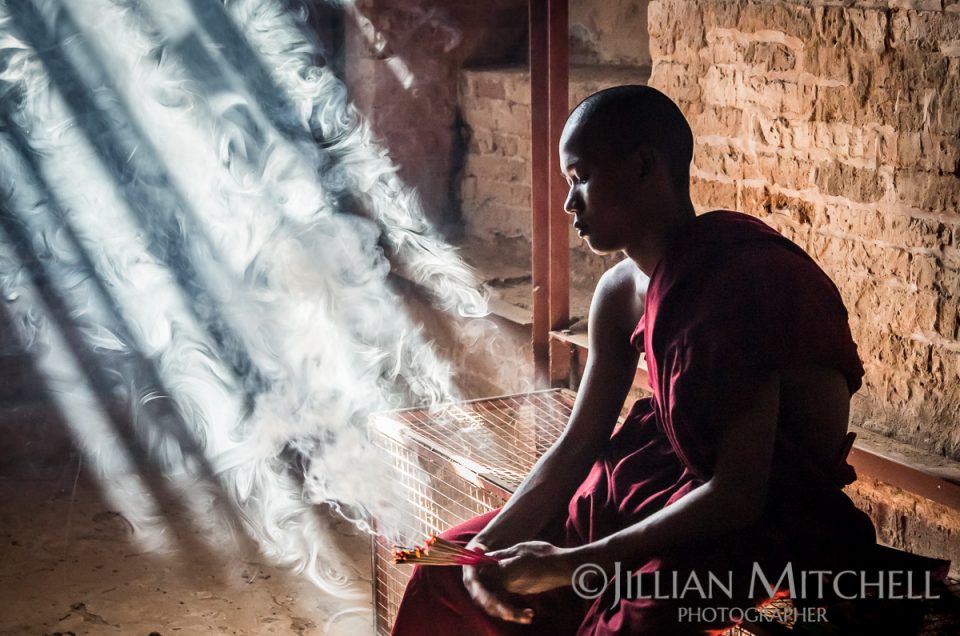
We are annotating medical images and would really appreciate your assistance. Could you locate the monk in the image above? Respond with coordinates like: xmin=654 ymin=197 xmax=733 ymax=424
xmin=391 ymin=85 xmax=943 ymax=635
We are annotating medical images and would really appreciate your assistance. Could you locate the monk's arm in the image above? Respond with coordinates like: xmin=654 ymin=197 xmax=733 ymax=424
xmin=471 ymin=265 xmax=642 ymax=550
xmin=572 ymin=371 xmax=780 ymax=572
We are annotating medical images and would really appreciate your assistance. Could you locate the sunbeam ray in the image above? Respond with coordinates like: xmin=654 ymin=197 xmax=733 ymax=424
xmin=0 ymin=0 xmax=491 ymax=600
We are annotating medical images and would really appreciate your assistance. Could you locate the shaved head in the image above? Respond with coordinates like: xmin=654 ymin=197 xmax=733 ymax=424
xmin=563 ymin=85 xmax=694 ymax=192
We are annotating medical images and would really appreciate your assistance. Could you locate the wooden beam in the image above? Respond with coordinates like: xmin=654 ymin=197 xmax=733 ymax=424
xmin=529 ymin=0 xmax=550 ymax=389
xmin=848 ymin=446 xmax=960 ymax=512
xmin=547 ymin=0 xmax=569 ymax=387
xmin=530 ymin=0 xmax=569 ymax=389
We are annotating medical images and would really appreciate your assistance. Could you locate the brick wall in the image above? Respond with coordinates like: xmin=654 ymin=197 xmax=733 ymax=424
xmin=648 ymin=0 xmax=960 ymax=460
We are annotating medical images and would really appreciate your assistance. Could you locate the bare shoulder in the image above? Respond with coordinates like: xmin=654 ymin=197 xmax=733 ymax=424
xmin=596 ymin=258 xmax=648 ymax=299
xmin=590 ymin=259 xmax=648 ymax=344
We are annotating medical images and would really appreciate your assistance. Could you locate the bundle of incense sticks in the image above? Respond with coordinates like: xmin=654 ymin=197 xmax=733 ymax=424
xmin=392 ymin=535 xmax=500 ymax=567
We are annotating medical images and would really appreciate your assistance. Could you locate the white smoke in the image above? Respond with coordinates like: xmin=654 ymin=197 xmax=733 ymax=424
xmin=0 ymin=0 xmax=487 ymax=597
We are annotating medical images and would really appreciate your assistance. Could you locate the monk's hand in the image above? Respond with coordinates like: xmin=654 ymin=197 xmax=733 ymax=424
xmin=462 ymin=538 xmax=535 ymax=624
xmin=486 ymin=541 xmax=575 ymax=596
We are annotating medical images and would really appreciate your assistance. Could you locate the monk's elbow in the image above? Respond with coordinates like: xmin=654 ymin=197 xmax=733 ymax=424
xmin=714 ymin=481 xmax=768 ymax=528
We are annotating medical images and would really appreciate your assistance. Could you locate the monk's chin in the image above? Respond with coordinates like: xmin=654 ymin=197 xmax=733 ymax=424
xmin=582 ymin=236 xmax=619 ymax=255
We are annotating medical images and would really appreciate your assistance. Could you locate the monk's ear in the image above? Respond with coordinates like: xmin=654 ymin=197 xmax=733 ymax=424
xmin=628 ymin=144 xmax=656 ymax=178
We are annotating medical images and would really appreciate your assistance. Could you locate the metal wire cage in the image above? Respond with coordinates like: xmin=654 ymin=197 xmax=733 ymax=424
xmin=369 ymin=389 xmax=574 ymax=634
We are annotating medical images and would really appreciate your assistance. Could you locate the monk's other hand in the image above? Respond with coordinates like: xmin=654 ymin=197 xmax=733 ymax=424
xmin=486 ymin=541 xmax=576 ymax=596
xmin=463 ymin=538 xmax=535 ymax=624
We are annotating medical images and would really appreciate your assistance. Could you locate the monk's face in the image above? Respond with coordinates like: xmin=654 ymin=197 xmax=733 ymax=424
xmin=559 ymin=119 xmax=643 ymax=254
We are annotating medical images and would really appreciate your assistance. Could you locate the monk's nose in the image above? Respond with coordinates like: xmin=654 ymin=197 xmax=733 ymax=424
xmin=564 ymin=189 xmax=581 ymax=215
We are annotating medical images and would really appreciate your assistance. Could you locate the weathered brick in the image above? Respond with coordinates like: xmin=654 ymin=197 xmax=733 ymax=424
xmin=469 ymin=130 xmax=528 ymax=158
xmin=815 ymin=162 xmax=887 ymax=201
xmin=465 ymin=154 xmax=527 ymax=184
xmin=840 ymin=125 xmax=884 ymax=166
xmin=897 ymin=131 xmax=924 ymax=166
xmin=690 ymin=105 xmax=746 ymax=137
xmin=701 ymin=65 xmax=742 ymax=109
xmin=471 ymin=177 xmax=530 ymax=208
xmin=936 ymin=288 xmax=959 ymax=340
xmin=740 ymin=183 xmax=768 ymax=216
xmin=752 ymin=115 xmax=794 ymax=149
xmin=773 ymin=77 xmax=818 ymax=119
xmin=808 ymin=233 xmax=918 ymax=283
xmin=648 ymin=0 xmax=706 ymax=59
xmin=803 ymin=45 xmax=855 ymax=85
xmin=890 ymin=8 xmax=960 ymax=51
xmin=926 ymin=72 xmax=960 ymax=134
xmin=463 ymin=98 xmax=530 ymax=136
xmin=702 ymin=30 xmax=744 ymax=65
xmin=745 ymin=41 xmax=798 ymax=71
xmin=739 ymin=2 xmax=816 ymax=42
xmin=700 ymin=1 xmax=743 ymax=31
xmin=472 ymin=75 xmax=506 ymax=101
xmin=461 ymin=199 xmax=530 ymax=239
xmin=649 ymin=60 xmax=703 ymax=102
xmin=878 ymin=49 xmax=954 ymax=101
xmin=691 ymin=175 xmax=738 ymax=210
xmin=741 ymin=188 xmax=822 ymax=240
xmin=851 ymin=279 xmax=938 ymax=333
xmin=869 ymin=332 xmax=933 ymax=377
xmin=897 ymin=131 xmax=960 ymax=171
xmin=849 ymin=7 xmax=891 ymax=53
xmin=814 ymin=85 xmax=864 ymax=124
xmin=769 ymin=217 xmax=814 ymax=249
xmin=462 ymin=69 xmax=532 ymax=106
xmin=824 ymin=204 xmax=946 ymax=248
xmin=759 ymin=154 xmax=812 ymax=190
xmin=894 ymin=169 xmax=960 ymax=212
xmin=813 ymin=6 xmax=870 ymax=50
xmin=696 ymin=142 xmax=749 ymax=179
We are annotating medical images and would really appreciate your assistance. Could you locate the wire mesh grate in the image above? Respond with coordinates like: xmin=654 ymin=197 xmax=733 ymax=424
xmin=369 ymin=389 xmax=574 ymax=635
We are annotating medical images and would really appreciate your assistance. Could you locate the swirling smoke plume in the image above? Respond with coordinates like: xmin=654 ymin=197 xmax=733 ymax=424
xmin=0 ymin=0 xmax=491 ymax=599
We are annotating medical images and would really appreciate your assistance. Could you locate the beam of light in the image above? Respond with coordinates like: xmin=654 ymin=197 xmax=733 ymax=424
xmin=0 ymin=194 xmax=171 ymax=556
xmin=0 ymin=0 xmax=492 ymax=600
xmin=205 ymin=0 xmax=486 ymax=318
xmin=0 ymin=110 xmax=273 ymax=577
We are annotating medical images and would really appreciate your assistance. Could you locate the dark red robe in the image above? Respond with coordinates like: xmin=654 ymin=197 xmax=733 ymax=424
xmin=391 ymin=211 xmax=947 ymax=635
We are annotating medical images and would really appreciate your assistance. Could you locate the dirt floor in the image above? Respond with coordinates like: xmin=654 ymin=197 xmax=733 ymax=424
xmin=0 ymin=468 xmax=374 ymax=636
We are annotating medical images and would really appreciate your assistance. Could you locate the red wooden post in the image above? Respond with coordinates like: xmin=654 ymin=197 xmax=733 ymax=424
xmin=547 ymin=0 xmax=570 ymax=387
xmin=530 ymin=0 xmax=569 ymax=389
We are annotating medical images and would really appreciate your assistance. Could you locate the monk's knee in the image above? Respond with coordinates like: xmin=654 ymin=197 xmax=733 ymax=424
xmin=402 ymin=563 xmax=466 ymax=604
xmin=392 ymin=565 xmax=473 ymax=635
